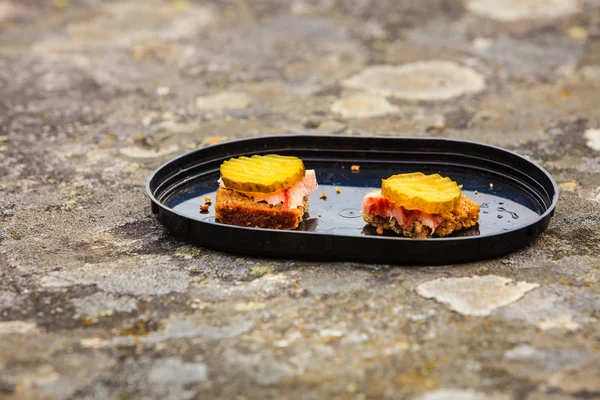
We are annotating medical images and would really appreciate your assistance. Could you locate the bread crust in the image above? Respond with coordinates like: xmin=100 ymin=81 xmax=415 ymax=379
xmin=363 ymin=214 xmax=433 ymax=238
xmin=364 ymin=194 xmax=480 ymax=238
xmin=215 ymin=187 xmax=308 ymax=230
xmin=435 ymin=194 xmax=480 ymax=237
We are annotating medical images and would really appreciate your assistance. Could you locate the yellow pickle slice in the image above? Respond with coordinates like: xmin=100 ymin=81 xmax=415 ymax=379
xmin=381 ymin=172 xmax=461 ymax=214
xmin=220 ymin=154 xmax=306 ymax=193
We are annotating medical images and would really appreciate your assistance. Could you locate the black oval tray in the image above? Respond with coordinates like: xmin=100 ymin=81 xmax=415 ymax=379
xmin=146 ymin=135 xmax=558 ymax=265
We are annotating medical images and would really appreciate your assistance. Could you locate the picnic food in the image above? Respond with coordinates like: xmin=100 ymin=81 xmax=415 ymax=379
xmin=220 ymin=154 xmax=306 ymax=193
xmin=362 ymin=172 xmax=480 ymax=238
xmin=215 ymin=154 xmax=318 ymax=229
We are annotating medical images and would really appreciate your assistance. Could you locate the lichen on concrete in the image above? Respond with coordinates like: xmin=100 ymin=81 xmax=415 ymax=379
xmin=70 ymin=292 xmax=137 ymax=316
xmin=148 ymin=357 xmax=208 ymax=398
xmin=1 ymin=0 xmax=600 ymax=399
xmin=331 ymin=94 xmax=400 ymax=118
xmin=195 ymin=91 xmax=253 ymax=112
xmin=96 ymin=264 xmax=190 ymax=296
xmin=465 ymin=0 xmax=580 ymax=22
xmin=0 ymin=321 xmax=40 ymax=335
xmin=583 ymin=128 xmax=600 ymax=150
xmin=416 ymin=275 xmax=540 ymax=316
xmin=343 ymin=61 xmax=486 ymax=101
xmin=416 ymin=389 xmax=511 ymax=400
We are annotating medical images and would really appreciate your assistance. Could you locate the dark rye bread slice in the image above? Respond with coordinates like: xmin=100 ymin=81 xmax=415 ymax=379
xmin=364 ymin=194 xmax=480 ymax=238
xmin=215 ymin=187 xmax=308 ymax=230
xmin=364 ymin=214 xmax=434 ymax=238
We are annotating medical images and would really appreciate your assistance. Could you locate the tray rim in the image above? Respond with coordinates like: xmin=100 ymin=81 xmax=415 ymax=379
xmin=145 ymin=134 xmax=558 ymax=243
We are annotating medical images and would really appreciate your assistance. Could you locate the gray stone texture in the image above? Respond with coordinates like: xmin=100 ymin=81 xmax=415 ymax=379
xmin=1 ymin=0 xmax=600 ymax=399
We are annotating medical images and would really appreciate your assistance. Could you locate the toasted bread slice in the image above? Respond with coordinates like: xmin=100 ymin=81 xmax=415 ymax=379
xmin=364 ymin=194 xmax=480 ymax=238
xmin=435 ymin=194 xmax=480 ymax=237
xmin=215 ymin=187 xmax=308 ymax=230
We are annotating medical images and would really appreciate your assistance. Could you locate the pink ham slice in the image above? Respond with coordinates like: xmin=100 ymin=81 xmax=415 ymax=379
xmin=219 ymin=170 xmax=318 ymax=209
xmin=362 ymin=190 xmax=441 ymax=232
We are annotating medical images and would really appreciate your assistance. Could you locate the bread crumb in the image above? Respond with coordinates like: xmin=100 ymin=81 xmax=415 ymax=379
xmin=200 ymin=205 xmax=210 ymax=213
xmin=489 ymin=183 xmax=494 ymax=189
xmin=204 ymin=195 xmax=212 ymax=204
xmin=320 ymin=192 xmax=327 ymax=200
xmin=336 ymin=187 xmax=341 ymax=194
xmin=474 ymin=190 xmax=478 ymax=195
xmin=376 ymin=226 xmax=384 ymax=235
xmin=351 ymin=165 xmax=360 ymax=172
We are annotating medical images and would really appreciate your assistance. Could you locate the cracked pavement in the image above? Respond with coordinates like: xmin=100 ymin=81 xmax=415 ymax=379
xmin=1 ymin=0 xmax=600 ymax=399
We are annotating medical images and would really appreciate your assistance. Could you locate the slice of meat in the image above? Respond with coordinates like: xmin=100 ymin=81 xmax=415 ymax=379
xmin=219 ymin=170 xmax=318 ymax=209
xmin=362 ymin=189 xmax=480 ymax=238
xmin=362 ymin=190 xmax=441 ymax=232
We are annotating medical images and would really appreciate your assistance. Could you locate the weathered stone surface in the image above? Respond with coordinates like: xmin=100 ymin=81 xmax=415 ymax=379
xmin=547 ymin=356 xmax=600 ymax=394
xmin=0 ymin=3 xmax=18 ymax=24
xmin=499 ymin=345 xmax=591 ymax=383
xmin=465 ymin=0 xmax=580 ymax=22
xmin=195 ymin=91 xmax=253 ymax=112
xmin=113 ymin=317 xmax=255 ymax=345
xmin=311 ymin=120 xmax=347 ymax=134
xmin=416 ymin=389 xmax=512 ymax=400
xmin=0 ymin=291 xmax=17 ymax=309
xmin=343 ymin=61 xmax=485 ymax=101
xmin=584 ymin=128 xmax=600 ymax=151
xmin=526 ymin=392 xmax=576 ymax=400
xmin=0 ymin=321 xmax=40 ymax=335
xmin=2 ymin=1 xmax=600 ymax=398
xmin=71 ymin=292 xmax=137 ymax=316
xmin=15 ymin=353 xmax=116 ymax=399
xmin=149 ymin=361 xmax=207 ymax=385
xmin=474 ymin=34 xmax=583 ymax=77
xmin=493 ymin=283 xmax=600 ymax=327
xmin=96 ymin=265 xmax=190 ymax=296
xmin=222 ymin=347 xmax=297 ymax=386
xmin=119 ymin=144 xmax=180 ymax=159
xmin=416 ymin=275 xmax=540 ymax=316
xmin=537 ymin=315 xmax=581 ymax=331
xmin=331 ymin=94 xmax=400 ymax=118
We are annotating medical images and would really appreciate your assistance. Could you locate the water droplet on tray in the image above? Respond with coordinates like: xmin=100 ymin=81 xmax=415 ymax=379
xmin=203 ymin=216 xmax=215 ymax=222
xmin=339 ymin=208 xmax=362 ymax=218
xmin=497 ymin=214 xmax=504 ymax=219
xmin=497 ymin=207 xmax=519 ymax=219
xmin=481 ymin=203 xmax=489 ymax=208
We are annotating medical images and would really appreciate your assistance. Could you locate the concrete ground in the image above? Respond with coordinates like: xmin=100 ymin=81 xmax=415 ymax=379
xmin=1 ymin=0 xmax=600 ymax=399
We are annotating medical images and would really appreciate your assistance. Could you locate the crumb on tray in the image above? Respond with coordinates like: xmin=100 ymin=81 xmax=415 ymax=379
xmin=351 ymin=165 xmax=360 ymax=172
xmin=336 ymin=187 xmax=341 ymax=194
xmin=320 ymin=192 xmax=327 ymax=199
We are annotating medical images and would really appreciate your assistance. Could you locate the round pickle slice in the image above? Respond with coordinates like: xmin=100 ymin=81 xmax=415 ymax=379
xmin=220 ymin=154 xmax=306 ymax=193
xmin=381 ymin=172 xmax=461 ymax=214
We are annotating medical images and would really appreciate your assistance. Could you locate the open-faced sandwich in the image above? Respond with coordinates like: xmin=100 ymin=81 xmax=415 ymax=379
xmin=362 ymin=172 xmax=480 ymax=238
xmin=215 ymin=154 xmax=318 ymax=229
